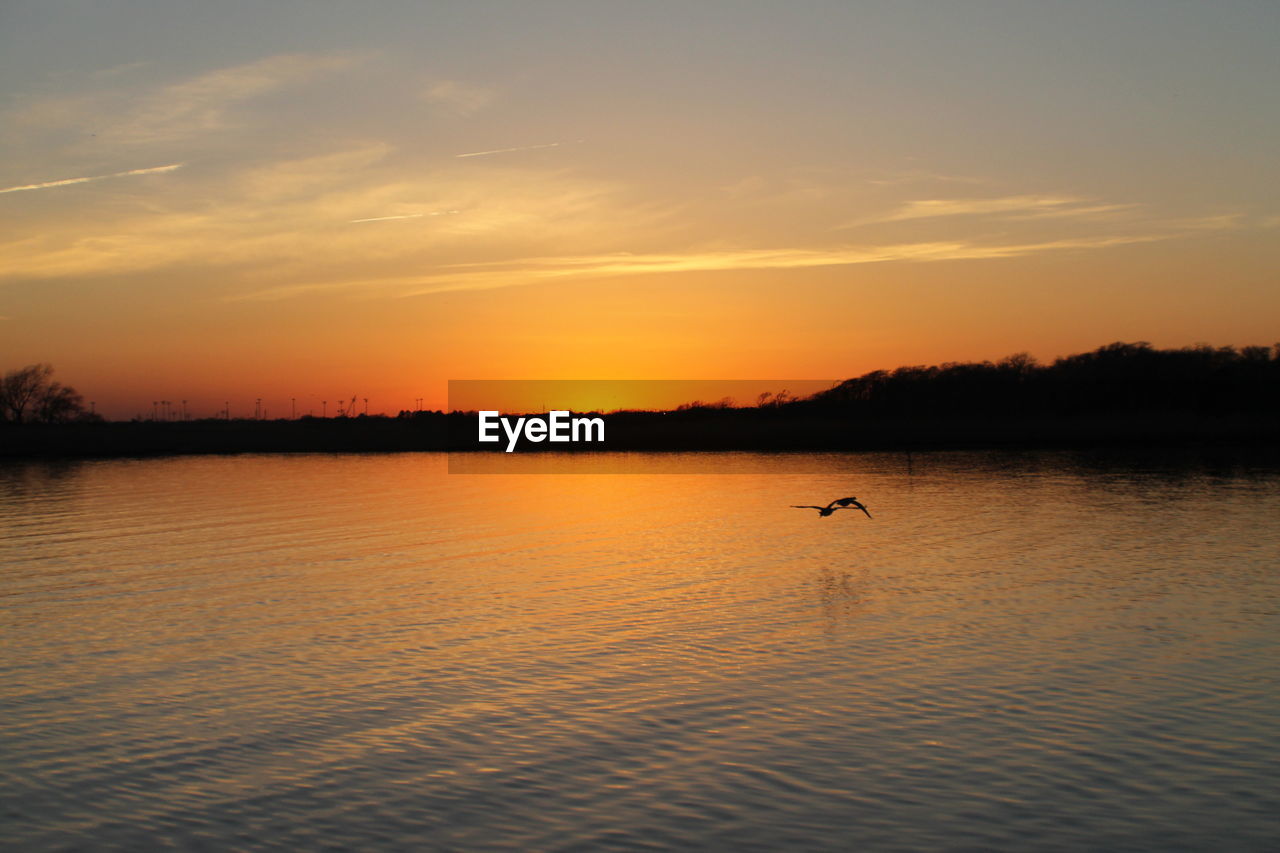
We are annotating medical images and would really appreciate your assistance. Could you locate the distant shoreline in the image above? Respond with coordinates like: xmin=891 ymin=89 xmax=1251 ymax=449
xmin=3 ymin=412 xmax=1277 ymax=460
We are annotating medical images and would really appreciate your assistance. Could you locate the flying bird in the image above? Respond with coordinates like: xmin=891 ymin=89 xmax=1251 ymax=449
xmin=791 ymin=497 xmax=873 ymax=518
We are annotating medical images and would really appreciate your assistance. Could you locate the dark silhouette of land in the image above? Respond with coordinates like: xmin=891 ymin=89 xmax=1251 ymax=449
xmin=3 ymin=341 xmax=1278 ymax=458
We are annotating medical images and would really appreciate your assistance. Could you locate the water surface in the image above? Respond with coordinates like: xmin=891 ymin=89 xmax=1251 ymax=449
xmin=2 ymin=451 xmax=1279 ymax=850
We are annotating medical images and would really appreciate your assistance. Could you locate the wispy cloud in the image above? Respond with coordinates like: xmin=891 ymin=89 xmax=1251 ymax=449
xmin=873 ymin=195 xmax=1084 ymax=222
xmin=3 ymin=52 xmax=356 ymax=151
xmin=2 ymin=137 xmax=1240 ymax=302
xmin=103 ymin=53 xmax=357 ymax=144
xmin=1020 ymin=202 xmax=1139 ymax=220
xmin=424 ymin=80 xmax=495 ymax=117
xmin=0 ymin=163 xmax=183 ymax=195
xmin=0 ymin=152 xmax=627 ymax=282
xmin=231 ymin=233 xmax=1174 ymax=303
xmin=432 ymin=234 xmax=1169 ymax=279
xmin=456 ymin=141 xmax=575 ymax=159
xmin=1163 ymin=214 xmax=1243 ymax=231
xmin=839 ymin=194 xmax=1147 ymax=229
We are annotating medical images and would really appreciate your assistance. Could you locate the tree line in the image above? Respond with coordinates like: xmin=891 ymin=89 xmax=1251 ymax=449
xmin=0 ymin=364 xmax=93 ymax=424
xmin=6 ymin=341 xmax=1278 ymax=428
xmin=805 ymin=341 xmax=1280 ymax=417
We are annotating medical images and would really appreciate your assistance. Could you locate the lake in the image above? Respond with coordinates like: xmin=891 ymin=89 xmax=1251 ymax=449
xmin=2 ymin=450 xmax=1279 ymax=850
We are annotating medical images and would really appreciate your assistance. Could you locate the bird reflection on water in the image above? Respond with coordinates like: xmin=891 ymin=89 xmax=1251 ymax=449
xmin=814 ymin=567 xmax=867 ymax=634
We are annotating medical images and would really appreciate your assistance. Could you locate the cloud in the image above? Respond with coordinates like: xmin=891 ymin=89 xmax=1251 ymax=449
xmin=1163 ymin=214 xmax=1243 ymax=231
xmin=3 ymin=93 xmax=101 ymax=138
xmin=838 ymin=194 xmax=1151 ymax=230
xmin=1 ymin=137 xmax=1243 ymax=305
xmin=868 ymin=195 xmax=1086 ymax=223
xmin=430 ymin=234 xmax=1169 ymax=279
xmin=3 ymin=52 xmax=357 ymax=156
xmin=0 ymin=163 xmax=183 ymax=195
xmin=0 ymin=151 xmax=630 ymax=283
xmin=424 ymin=80 xmax=495 ymax=116
xmin=231 ymin=232 xmax=1174 ymax=303
xmin=238 ymin=144 xmax=391 ymax=201
xmin=102 ymin=53 xmax=357 ymax=144
xmin=1017 ymin=203 xmax=1138 ymax=220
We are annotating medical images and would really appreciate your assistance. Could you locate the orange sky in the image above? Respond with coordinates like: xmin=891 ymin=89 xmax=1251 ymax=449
xmin=2 ymin=3 xmax=1278 ymax=418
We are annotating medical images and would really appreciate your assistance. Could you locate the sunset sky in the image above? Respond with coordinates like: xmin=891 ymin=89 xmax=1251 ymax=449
xmin=2 ymin=1 xmax=1277 ymax=418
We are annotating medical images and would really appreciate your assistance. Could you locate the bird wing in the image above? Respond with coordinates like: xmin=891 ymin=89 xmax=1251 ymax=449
xmin=791 ymin=505 xmax=825 ymax=510
xmin=841 ymin=499 xmax=872 ymax=518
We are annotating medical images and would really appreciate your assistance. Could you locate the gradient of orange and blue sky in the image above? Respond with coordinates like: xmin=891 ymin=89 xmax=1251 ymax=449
xmin=2 ymin=1 xmax=1278 ymax=418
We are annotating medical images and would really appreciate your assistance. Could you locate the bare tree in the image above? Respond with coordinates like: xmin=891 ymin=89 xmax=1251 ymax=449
xmin=1 ymin=364 xmax=87 ymax=424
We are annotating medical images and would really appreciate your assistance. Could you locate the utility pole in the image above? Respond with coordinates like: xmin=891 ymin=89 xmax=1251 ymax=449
xmin=291 ymin=398 xmax=296 ymax=419
xmin=322 ymin=400 xmax=327 ymax=418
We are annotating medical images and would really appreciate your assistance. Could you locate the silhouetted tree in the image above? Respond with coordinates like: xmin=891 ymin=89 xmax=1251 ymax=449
xmin=809 ymin=341 xmax=1280 ymax=418
xmin=1 ymin=364 xmax=88 ymax=424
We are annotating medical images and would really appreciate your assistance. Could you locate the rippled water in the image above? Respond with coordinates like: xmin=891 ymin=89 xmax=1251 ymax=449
xmin=3 ymin=451 xmax=1279 ymax=851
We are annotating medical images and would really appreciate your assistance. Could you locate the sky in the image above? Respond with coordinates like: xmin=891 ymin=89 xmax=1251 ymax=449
xmin=1 ymin=0 xmax=1277 ymax=418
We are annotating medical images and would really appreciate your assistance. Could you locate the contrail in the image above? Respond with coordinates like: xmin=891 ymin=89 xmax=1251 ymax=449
xmin=350 ymin=213 xmax=426 ymax=223
xmin=0 ymin=163 xmax=184 ymax=195
xmin=349 ymin=210 xmax=459 ymax=223
xmin=455 ymin=142 xmax=567 ymax=158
